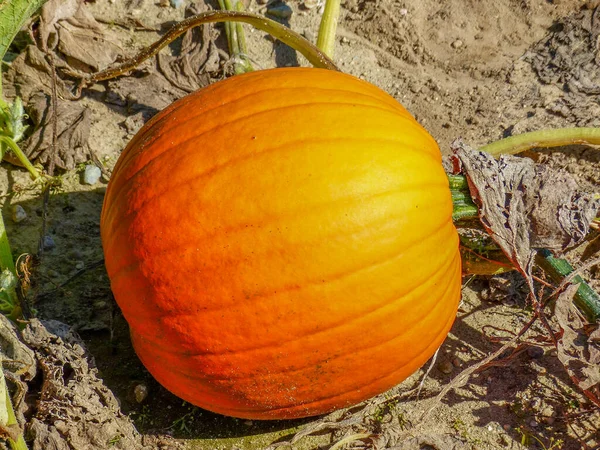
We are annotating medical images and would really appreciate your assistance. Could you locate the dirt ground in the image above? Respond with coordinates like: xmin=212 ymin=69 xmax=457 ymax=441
xmin=1 ymin=0 xmax=600 ymax=449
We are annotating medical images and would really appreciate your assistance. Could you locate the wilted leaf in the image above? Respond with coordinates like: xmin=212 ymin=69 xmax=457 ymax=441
xmin=157 ymin=3 xmax=221 ymax=93
xmin=21 ymin=91 xmax=91 ymax=170
xmin=453 ymin=142 xmax=600 ymax=280
xmin=38 ymin=0 xmax=120 ymax=71
xmin=555 ymin=285 xmax=600 ymax=392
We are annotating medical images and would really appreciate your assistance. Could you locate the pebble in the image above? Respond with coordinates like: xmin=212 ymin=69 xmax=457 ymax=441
xmin=302 ymin=0 xmax=320 ymax=9
xmin=83 ymin=165 xmax=102 ymax=185
xmin=451 ymin=39 xmax=464 ymax=49
xmin=451 ymin=357 xmax=461 ymax=367
xmin=503 ymin=424 xmax=511 ymax=431
xmin=47 ymin=269 xmax=59 ymax=278
xmin=134 ymin=383 xmax=149 ymax=403
xmin=43 ymin=235 xmax=56 ymax=250
xmin=11 ymin=205 xmax=27 ymax=223
xmin=75 ymin=261 xmax=85 ymax=270
xmin=244 ymin=420 xmax=253 ymax=426
xmin=529 ymin=419 xmax=538 ymax=428
xmin=399 ymin=8 xmax=408 ymax=15
xmin=267 ymin=4 xmax=293 ymax=19
xmin=438 ymin=360 xmax=453 ymax=374
xmin=170 ymin=0 xmax=184 ymax=7
xmin=527 ymin=346 xmax=544 ymax=359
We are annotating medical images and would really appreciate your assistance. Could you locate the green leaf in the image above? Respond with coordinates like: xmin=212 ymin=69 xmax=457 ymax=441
xmin=0 ymin=0 xmax=47 ymax=62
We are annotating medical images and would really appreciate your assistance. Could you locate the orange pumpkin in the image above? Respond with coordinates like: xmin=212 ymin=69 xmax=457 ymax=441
xmin=100 ymin=67 xmax=461 ymax=420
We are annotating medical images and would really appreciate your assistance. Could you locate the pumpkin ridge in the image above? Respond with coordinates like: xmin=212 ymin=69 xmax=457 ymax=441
xmin=103 ymin=175 xmax=449 ymax=267
xmin=131 ymin=253 xmax=459 ymax=413
xmin=127 ymin=223 xmax=458 ymax=354
xmin=106 ymin=87 xmax=415 ymax=189
xmin=104 ymin=101 xmax=434 ymax=212
xmin=102 ymin=132 xmax=441 ymax=228
xmin=106 ymin=194 xmax=453 ymax=304
xmin=256 ymin=287 xmax=460 ymax=418
xmin=112 ymin=78 xmax=415 ymax=172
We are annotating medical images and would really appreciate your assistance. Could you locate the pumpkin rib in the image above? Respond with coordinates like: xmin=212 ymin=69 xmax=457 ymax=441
xmin=128 ymin=222 xmax=458 ymax=354
xmin=107 ymin=194 xmax=453 ymax=310
xmin=103 ymin=177 xmax=450 ymax=273
xmin=259 ymin=288 xmax=460 ymax=417
xmin=112 ymin=218 xmax=454 ymax=333
xmin=112 ymin=79 xmax=415 ymax=172
xmin=133 ymin=252 xmax=460 ymax=411
xmin=103 ymin=114 xmax=437 ymax=221
xmin=106 ymin=92 xmax=417 ymax=186
xmin=102 ymin=132 xmax=441 ymax=228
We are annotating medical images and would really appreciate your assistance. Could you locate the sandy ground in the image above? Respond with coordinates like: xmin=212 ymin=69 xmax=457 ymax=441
xmin=1 ymin=0 xmax=599 ymax=449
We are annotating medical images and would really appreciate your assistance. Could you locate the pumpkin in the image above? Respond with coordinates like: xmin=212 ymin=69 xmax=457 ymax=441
xmin=100 ymin=67 xmax=462 ymax=420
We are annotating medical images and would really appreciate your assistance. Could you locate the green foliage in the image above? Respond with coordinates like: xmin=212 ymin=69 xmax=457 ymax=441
xmin=0 ymin=0 xmax=47 ymax=63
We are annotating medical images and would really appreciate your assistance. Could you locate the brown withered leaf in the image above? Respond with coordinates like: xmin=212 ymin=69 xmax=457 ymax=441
xmin=21 ymin=92 xmax=91 ymax=170
xmin=555 ymin=285 xmax=600 ymax=392
xmin=21 ymin=320 xmax=154 ymax=450
xmin=157 ymin=3 xmax=221 ymax=93
xmin=453 ymin=142 xmax=600 ymax=279
xmin=38 ymin=0 xmax=121 ymax=72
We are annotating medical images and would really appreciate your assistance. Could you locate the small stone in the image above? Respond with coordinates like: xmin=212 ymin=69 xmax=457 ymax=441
xmin=43 ymin=235 xmax=56 ymax=250
xmin=302 ymin=0 xmax=320 ymax=9
xmin=134 ymin=383 xmax=149 ymax=403
xmin=527 ymin=346 xmax=544 ymax=359
xmin=451 ymin=357 xmax=461 ymax=367
xmin=399 ymin=8 xmax=408 ymax=15
xmin=267 ymin=4 xmax=293 ymax=19
xmin=170 ymin=0 xmax=184 ymax=7
xmin=503 ymin=424 xmax=511 ymax=431
xmin=438 ymin=360 xmax=453 ymax=374
xmin=158 ymin=0 xmax=169 ymax=6
xmin=93 ymin=301 xmax=108 ymax=309
xmin=341 ymin=36 xmax=350 ymax=44
xmin=244 ymin=420 xmax=253 ymax=426
xmin=47 ymin=269 xmax=59 ymax=278
xmin=75 ymin=261 xmax=85 ymax=270
xmin=529 ymin=419 xmax=538 ymax=428
xmin=451 ymin=39 xmax=463 ymax=49
xmin=11 ymin=205 xmax=27 ymax=223
xmin=69 ymin=249 xmax=84 ymax=260
xmin=83 ymin=165 xmax=102 ymax=185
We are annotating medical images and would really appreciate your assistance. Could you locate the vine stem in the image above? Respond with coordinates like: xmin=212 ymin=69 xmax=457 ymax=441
xmin=479 ymin=127 xmax=600 ymax=156
xmin=0 ymin=136 xmax=40 ymax=180
xmin=316 ymin=0 xmax=341 ymax=57
xmin=74 ymin=10 xmax=338 ymax=93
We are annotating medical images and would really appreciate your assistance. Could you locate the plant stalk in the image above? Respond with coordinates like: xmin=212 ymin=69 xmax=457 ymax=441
xmin=480 ymin=127 xmax=600 ymax=157
xmin=78 ymin=10 xmax=338 ymax=92
xmin=0 ymin=137 xmax=40 ymax=180
xmin=316 ymin=0 xmax=341 ymax=58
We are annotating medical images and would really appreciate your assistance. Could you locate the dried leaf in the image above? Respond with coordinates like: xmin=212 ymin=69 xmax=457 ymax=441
xmin=555 ymin=285 xmax=600 ymax=392
xmin=21 ymin=320 xmax=152 ymax=450
xmin=22 ymin=92 xmax=91 ymax=170
xmin=453 ymin=143 xmax=600 ymax=279
xmin=38 ymin=0 xmax=120 ymax=71
xmin=157 ymin=3 xmax=220 ymax=93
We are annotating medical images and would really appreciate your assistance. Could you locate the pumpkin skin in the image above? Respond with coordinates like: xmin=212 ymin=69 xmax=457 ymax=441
xmin=100 ymin=67 xmax=462 ymax=420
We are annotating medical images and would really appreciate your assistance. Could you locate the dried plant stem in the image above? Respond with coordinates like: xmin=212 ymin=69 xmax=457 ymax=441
xmin=74 ymin=10 xmax=338 ymax=93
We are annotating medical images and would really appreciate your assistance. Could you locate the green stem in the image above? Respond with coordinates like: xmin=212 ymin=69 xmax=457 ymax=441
xmin=0 ymin=210 xmax=15 ymax=273
xmin=316 ymin=0 xmax=341 ymax=58
xmin=0 ymin=136 xmax=40 ymax=180
xmin=480 ymin=127 xmax=600 ymax=157
xmin=4 ymin=386 xmax=28 ymax=450
xmin=537 ymin=250 xmax=600 ymax=323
